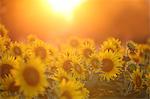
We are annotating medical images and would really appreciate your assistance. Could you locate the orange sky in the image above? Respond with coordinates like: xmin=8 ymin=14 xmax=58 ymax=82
xmin=1 ymin=0 xmax=150 ymax=43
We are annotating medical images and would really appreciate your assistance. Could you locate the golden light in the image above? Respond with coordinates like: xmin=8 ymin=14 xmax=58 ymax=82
xmin=47 ymin=0 xmax=84 ymax=20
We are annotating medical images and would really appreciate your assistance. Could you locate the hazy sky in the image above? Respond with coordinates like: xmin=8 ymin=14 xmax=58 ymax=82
xmin=0 ymin=0 xmax=150 ymax=43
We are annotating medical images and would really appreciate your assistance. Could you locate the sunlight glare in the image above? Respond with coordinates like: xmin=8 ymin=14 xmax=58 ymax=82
xmin=47 ymin=0 xmax=83 ymax=20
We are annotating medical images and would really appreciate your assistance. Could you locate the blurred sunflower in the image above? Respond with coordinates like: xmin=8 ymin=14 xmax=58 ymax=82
xmin=29 ymin=36 xmax=57 ymax=57
xmin=99 ymin=51 xmax=123 ymax=81
xmin=0 ymin=37 xmax=7 ymax=54
xmin=48 ymin=45 xmax=58 ymax=57
xmin=46 ymin=45 xmax=58 ymax=66
xmin=0 ymin=55 xmax=17 ymax=78
xmin=3 ymin=36 xmax=11 ymax=50
xmin=145 ymin=74 xmax=150 ymax=95
xmin=80 ymin=39 xmax=96 ymax=59
xmin=56 ymin=80 xmax=86 ymax=99
xmin=57 ymin=48 xmax=78 ymax=73
xmin=100 ymin=37 xmax=122 ymax=52
xmin=88 ymin=53 xmax=101 ymax=73
xmin=0 ymin=75 xmax=20 ymax=94
xmin=9 ymin=42 xmax=26 ymax=57
xmin=11 ymin=56 xmax=48 ymax=97
xmin=76 ymin=81 xmax=89 ymax=99
xmin=145 ymin=73 xmax=150 ymax=83
xmin=0 ymin=24 xmax=8 ymax=37
xmin=0 ymin=24 xmax=11 ymax=50
xmin=138 ymin=44 xmax=150 ymax=65
xmin=71 ymin=61 xmax=86 ymax=80
xmin=46 ymin=63 xmax=58 ymax=78
xmin=131 ymin=68 xmax=143 ymax=90
xmin=66 ymin=36 xmax=82 ymax=48
xmin=53 ymin=68 xmax=72 ymax=82
xmin=27 ymin=34 xmax=38 ymax=43
xmin=127 ymin=41 xmax=141 ymax=63
xmin=27 ymin=39 xmax=50 ymax=64
xmin=63 ymin=51 xmax=86 ymax=80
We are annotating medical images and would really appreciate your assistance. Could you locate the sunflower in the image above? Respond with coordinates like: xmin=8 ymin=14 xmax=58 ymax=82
xmin=27 ymin=39 xmax=50 ymax=63
xmin=27 ymin=38 xmax=57 ymax=63
xmin=0 ymin=55 xmax=17 ymax=78
xmin=4 ymin=36 xmax=11 ymax=47
xmin=57 ymin=48 xmax=78 ymax=73
xmin=0 ymin=37 xmax=10 ymax=55
xmin=48 ymin=44 xmax=58 ymax=57
xmin=46 ymin=63 xmax=58 ymax=78
xmin=145 ymin=73 xmax=150 ymax=85
xmin=138 ymin=44 xmax=150 ymax=64
xmin=79 ymin=39 xmax=96 ymax=59
xmin=0 ymin=24 xmax=8 ymax=37
xmin=56 ymin=80 xmax=86 ymax=99
xmin=27 ymin=34 xmax=38 ymax=43
xmin=145 ymin=73 xmax=150 ymax=95
xmin=0 ymin=24 xmax=11 ymax=50
xmin=131 ymin=69 xmax=143 ymax=90
xmin=53 ymin=68 xmax=72 ymax=82
xmin=66 ymin=36 xmax=82 ymax=48
xmin=127 ymin=41 xmax=140 ymax=62
xmin=99 ymin=51 xmax=123 ymax=81
xmin=100 ymin=37 xmax=122 ymax=52
xmin=0 ymin=75 xmax=20 ymax=94
xmin=11 ymin=56 xmax=48 ymax=97
xmin=9 ymin=42 xmax=26 ymax=57
xmin=88 ymin=53 xmax=101 ymax=73
xmin=0 ymin=37 xmax=7 ymax=54
xmin=75 ymin=80 xmax=89 ymax=99
xmin=71 ymin=57 xmax=86 ymax=80
xmin=46 ymin=44 xmax=58 ymax=67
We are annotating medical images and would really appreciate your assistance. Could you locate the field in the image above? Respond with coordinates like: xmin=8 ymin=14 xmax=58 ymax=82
xmin=0 ymin=24 xmax=150 ymax=99
xmin=0 ymin=0 xmax=150 ymax=99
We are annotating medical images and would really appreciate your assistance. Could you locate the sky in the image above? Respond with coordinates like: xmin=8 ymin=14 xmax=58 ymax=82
xmin=0 ymin=0 xmax=150 ymax=43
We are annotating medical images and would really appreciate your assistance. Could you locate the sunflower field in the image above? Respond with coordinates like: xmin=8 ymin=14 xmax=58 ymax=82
xmin=0 ymin=24 xmax=150 ymax=99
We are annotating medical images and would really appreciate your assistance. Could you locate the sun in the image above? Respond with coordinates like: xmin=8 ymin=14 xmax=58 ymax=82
xmin=47 ymin=0 xmax=83 ymax=20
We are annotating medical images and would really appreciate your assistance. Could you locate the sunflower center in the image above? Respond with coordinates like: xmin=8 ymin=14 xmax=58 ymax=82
xmin=0 ymin=64 xmax=13 ymax=78
xmin=101 ymin=58 xmax=114 ymax=72
xmin=13 ymin=46 xmax=22 ymax=56
xmin=34 ymin=46 xmax=47 ymax=59
xmin=70 ymin=39 xmax=79 ymax=48
xmin=83 ymin=48 xmax=93 ymax=58
xmin=74 ymin=64 xmax=83 ymax=74
xmin=23 ymin=66 xmax=40 ymax=86
xmin=135 ymin=75 xmax=142 ymax=88
xmin=91 ymin=58 xmax=100 ymax=69
xmin=8 ymin=81 xmax=20 ymax=93
xmin=62 ymin=90 xmax=72 ymax=99
xmin=63 ymin=60 xmax=72 ymax=72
